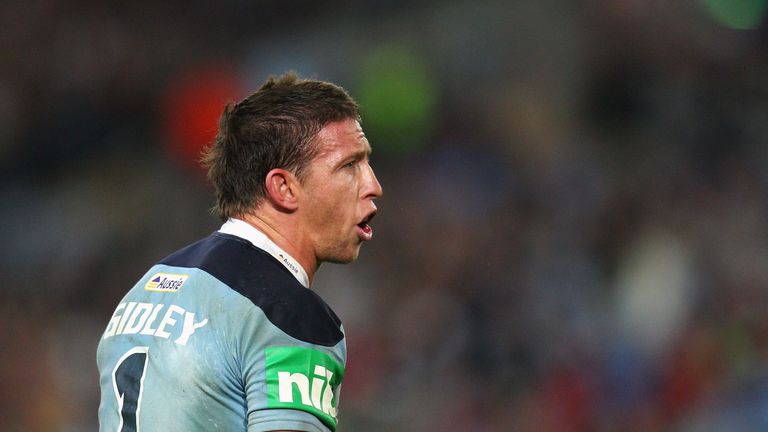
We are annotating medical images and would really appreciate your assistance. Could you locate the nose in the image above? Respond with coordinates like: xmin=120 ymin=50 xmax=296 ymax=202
xmin=364 ymin=163 xmax=383 ymax=200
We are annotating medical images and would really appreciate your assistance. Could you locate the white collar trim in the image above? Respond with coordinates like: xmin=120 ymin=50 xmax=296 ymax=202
xmin=219 ymin=218 xmax=310 ymax=288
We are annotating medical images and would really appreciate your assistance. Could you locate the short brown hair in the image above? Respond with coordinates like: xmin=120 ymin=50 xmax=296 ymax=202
xmin=202 ymin=72 xmax=360 ymax=220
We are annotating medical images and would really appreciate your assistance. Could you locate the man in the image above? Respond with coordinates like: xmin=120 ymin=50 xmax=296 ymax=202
xmin=96 ymin=73 xmax=383 ymax=432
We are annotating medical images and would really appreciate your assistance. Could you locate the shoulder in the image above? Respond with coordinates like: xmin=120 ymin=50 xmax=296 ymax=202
xmin=160 ymin=233 xmax=344 ymax=347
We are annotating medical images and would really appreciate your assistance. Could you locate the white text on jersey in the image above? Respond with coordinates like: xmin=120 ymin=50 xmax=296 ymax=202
xmin=102 ymin=302 xmax=209 ymax=346
xmin=278 ymin=365 xmax=338 ymax=418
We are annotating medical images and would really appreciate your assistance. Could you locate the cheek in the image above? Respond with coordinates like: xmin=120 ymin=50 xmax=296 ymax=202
xmin=303 ymin=176 xmax=358 ymax=224
xmin=316 ymin=191 xmax=357 ymax=231
xmin=308 ymin=185 xmax=348 ymax=221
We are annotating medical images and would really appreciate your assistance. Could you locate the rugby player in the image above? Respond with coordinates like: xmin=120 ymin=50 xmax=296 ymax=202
xmin=96 ymin=72 xmax=383 ymax=432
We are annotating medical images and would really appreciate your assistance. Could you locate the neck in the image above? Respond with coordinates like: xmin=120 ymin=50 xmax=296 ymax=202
xmin=238 ymin=212 xmax=318 ymax=285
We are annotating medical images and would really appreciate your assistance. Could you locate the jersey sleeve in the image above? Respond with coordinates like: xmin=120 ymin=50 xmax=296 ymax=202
xmin=231 ymin=297 xmax=346 ymax=432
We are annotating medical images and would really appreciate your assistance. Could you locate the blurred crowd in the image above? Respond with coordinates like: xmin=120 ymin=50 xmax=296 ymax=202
xmin=3 ymin=0 xmax=768 ymax=431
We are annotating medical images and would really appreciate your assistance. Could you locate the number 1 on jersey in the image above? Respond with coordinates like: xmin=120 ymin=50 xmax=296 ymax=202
xmin=112 ymin=347 xmax=149 ymax=432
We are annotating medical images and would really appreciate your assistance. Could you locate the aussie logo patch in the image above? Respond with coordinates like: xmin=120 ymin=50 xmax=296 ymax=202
xmin=144 ymin=273 xmax=188 ymax=292
xmin=265 ymin=346 xmax=344 ymax=430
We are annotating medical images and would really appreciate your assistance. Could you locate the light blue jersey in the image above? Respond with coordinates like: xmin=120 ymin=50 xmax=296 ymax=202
xmin=97 ymin=233 xmax=346 ymax=432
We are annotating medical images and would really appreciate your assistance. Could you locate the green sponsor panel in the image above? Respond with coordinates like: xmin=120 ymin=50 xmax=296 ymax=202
xmin=265 ymin=346 xmax=344 ymax=430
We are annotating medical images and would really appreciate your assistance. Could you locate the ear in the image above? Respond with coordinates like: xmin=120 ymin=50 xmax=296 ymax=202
xmin=265 ymin=168 xmax=299 ymax=211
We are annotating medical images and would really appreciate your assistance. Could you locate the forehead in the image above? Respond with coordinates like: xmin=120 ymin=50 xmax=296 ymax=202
xmin=313 ymin=118 xmax=370 ymax=157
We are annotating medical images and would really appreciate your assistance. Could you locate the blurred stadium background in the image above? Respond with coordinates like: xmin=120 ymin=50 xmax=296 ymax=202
xmin=3 ymin=0 xmax=768 ymax=430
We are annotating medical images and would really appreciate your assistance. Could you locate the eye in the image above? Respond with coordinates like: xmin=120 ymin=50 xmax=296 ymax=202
xmin=343 ymin=160 xmax=356 ymax=169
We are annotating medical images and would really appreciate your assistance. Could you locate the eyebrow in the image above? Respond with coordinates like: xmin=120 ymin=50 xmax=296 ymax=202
xmin=351 ymin=141 xmax=373 ymax=158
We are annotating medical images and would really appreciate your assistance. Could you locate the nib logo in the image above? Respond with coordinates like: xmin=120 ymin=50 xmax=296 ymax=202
xmin=265 ymin=347 xmax=344 ymax=430
xmin=278 ymin=364 xmax=338 ymax=418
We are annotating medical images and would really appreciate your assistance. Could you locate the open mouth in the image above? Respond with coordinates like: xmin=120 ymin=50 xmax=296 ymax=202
xmin=356 ymin=211 xmax=376 ymax=240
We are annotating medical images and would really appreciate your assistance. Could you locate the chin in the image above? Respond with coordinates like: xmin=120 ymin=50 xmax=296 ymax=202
xmin=326 ymin=254 xmax=358 ymax=264
xmin=323 ymin=246 xmax=361 ymax=264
